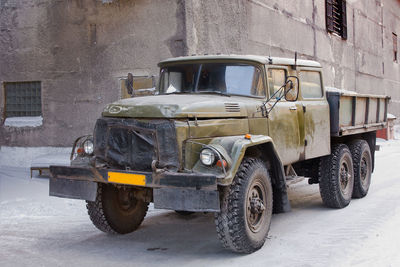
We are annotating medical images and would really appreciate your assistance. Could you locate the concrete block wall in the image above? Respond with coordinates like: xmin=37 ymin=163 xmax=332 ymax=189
xmin=185 ymin=0 xmax=399 ymax=119
xmin=1 ymin=0 xmax=399 ymax=147
xmin=382 ymin=0 xmax=400 ymax=116
xmin=0 ymin=0 xmax=185 ymax=146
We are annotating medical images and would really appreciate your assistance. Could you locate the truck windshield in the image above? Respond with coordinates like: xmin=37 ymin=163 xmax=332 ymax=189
xmin=159 ymin=63 xmax=264 ymax=97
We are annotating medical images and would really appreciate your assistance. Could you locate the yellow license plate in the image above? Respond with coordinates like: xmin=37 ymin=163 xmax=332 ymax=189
xmin=108 ymin=172 xmax=146 ymax=186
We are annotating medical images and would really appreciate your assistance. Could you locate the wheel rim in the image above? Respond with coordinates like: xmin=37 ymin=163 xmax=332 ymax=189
xmin=246 ymin=179 xmax=267 ymax=233
xmin=339 ymin=156 xmax=352 ymax=196
xmin=360 ymin=152 xmax=371 ymax=190
xmin=116 ymin=189 xmax=138 ymax=213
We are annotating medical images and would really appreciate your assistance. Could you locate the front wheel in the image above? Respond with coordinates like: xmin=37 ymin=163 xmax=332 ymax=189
xmin=215 ymin=158 xmax=273 ymax=253
xmin=319 ymin=144 xmax=354 ymax=208
xmin=86 ymin=183 xmax=149 ymax=234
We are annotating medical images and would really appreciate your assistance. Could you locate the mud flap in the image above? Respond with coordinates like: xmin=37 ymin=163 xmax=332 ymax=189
xmin=153 ymin=188 xmax=220 ymax=212
xmin=49 ymin=178 xmax=98 ymax=201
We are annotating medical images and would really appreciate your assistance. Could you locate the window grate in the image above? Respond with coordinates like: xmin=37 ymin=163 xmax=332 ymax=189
xmin=326 ymin=0 xmax=347 ymax=39
xmin=5 ymin=81 xmax=42 ymax=117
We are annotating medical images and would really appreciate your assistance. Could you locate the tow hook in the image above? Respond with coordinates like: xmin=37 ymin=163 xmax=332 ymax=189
xmin=151 ymin=160 xmax=164 ymax=174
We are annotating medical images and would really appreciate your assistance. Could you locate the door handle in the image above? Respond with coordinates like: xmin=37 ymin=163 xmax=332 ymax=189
xmin=289 ymin=106 xmax=297 ymax=111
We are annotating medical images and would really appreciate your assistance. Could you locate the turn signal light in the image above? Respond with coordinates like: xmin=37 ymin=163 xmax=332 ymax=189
xmin=216 ymin=159 xmax=227 ymax=168
xmin=245 ymin=134 xmax=252 ymax=140
xmin=77 ymin=147 xmax=84 ymax=155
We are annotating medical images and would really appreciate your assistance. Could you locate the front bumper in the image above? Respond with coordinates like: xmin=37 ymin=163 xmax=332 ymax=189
xmin=49 ymin=166 xmax=220 ymax=212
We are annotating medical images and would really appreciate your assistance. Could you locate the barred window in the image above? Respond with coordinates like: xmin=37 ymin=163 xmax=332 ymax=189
xmin=326 ymin=0 xmax=347 ymax=39
xmin=5 ymin=81 xmax=42 ymax=117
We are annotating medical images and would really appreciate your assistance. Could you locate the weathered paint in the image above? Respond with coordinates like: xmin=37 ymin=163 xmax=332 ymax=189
xmin=80 ymin=56 xmax=386 ymax=186
xmin=297 ymin=68 xmax=331 ymax=159
xmin=217 ymin=135 xmax=277 ymax=185
xmin=184 ymin=135 xmax=279 ymax=186
xmin=336 ymin=92 xmax=389 ymax=134
xmin=302 ymin=99 xmax=331 ymax=159
xmin=99 ymin=57 xmax=333 ymax=180
xmin=266 ymin=100 xmax=304 ymax=165
xmin=174 ymin=120 xmax=190 ymax=168
xmin=159 ymin=55 xmax=322 ymax=68
xmin=102 ymin=94 xmax=248 ymax=119
xmin=187 ymin=118 xmax=249 ymax=138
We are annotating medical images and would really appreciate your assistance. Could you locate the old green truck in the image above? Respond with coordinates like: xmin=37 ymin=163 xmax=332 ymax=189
xmin=50 ymin=55 xmax=389 ymax=253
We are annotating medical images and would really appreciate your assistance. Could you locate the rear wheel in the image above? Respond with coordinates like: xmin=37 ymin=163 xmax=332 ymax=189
xmin=215 ymin=158 xmax=273 ymax=253
xmin=349 ymin=140 xmax=372 ymax=198
xmin=86 ymin=183 xmax=149 ymax=234
xmin=319 ymin=144 xmax=354 ymax=208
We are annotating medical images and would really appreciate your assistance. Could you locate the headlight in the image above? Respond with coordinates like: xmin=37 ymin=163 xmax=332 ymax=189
xmin=83 ymin=139 xmax=94 ymax=155
xmin=200 ymin=148 xmax=216 ymax=166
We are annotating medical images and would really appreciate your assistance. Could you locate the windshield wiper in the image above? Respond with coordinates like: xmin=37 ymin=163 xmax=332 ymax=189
xmin=196 ymin=91 xmax=231 ymax=97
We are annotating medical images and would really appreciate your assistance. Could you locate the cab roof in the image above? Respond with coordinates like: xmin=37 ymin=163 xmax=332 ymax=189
xmin=158 ymin=54 xmax=322 ymax=68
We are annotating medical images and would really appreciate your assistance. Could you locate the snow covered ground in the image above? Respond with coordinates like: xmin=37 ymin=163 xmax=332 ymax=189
xmin=1 ymin=140 xmax=400 ymax=267
xmin=0 ymin=146 xmax=71 ymax=168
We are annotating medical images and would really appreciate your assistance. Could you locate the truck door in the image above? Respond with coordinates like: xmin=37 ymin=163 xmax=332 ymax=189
xmin=298 ymin=69 xmax=330 ymax=159
xmin=266 ymin=67 xmax=304 ymax=165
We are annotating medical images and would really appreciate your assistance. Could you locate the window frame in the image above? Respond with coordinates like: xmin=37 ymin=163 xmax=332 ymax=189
xmin=158 ymin=61 xmax=267 ymax=99
xmin=266 ymin=66 xmax=288 ymax=101
xmin=298 ymin=69 xmax=325 ymax=100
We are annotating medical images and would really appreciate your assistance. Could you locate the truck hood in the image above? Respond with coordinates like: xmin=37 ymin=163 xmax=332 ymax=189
xmin=102 ymin=94 xmax=248 ymax=118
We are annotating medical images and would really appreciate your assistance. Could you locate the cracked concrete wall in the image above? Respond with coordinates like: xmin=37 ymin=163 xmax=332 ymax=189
xmin=184 ymin=0 xmax=248 ymax=55
xmin=0 ymin=0 xmax=185 ymax=146
xmin=1 ymin=0 xmax=399 ymax=147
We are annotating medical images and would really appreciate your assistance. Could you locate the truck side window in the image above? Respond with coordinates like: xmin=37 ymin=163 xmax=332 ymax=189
xmin=267 ymin=69 xmax=286 ymax=99
xmin=300 ymin=71 xmax=323 ymax=98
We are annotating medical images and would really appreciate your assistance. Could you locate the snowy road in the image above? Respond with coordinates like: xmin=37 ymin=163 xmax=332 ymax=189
xmin=1 ymin=140 xmax=400 ymax=267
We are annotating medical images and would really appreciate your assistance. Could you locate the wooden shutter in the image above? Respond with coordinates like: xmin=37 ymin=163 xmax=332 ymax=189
xmin=341 ymin=0 xmax=347 ymax=39
xmin=326 ymin=0 xmax=334 ymax=33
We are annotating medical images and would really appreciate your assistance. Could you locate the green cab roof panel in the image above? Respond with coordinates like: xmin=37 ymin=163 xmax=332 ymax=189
xmin=158 ymin=54 xmax=322 ymax=68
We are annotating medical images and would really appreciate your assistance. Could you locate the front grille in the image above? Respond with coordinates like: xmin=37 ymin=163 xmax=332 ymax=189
xmin=94 ymin=117 xmax=179 ymax=172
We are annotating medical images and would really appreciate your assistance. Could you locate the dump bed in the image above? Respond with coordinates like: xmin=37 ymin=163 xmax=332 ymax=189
xmin=326 ymin=87 xmax=390 ymax=137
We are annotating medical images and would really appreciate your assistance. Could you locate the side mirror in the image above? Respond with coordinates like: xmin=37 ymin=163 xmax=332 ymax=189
xmin=284 ymin=76 xmax=299 ymax=102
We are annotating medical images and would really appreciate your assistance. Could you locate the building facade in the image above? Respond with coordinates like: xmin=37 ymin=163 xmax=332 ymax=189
xmin=1 ymin=0 xmax=399 ymax=147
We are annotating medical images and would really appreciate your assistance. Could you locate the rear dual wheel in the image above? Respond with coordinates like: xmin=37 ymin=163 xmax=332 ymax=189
xmin=349 ymin=140 xmax=372 ymax=198
xmin=319 ymin=144 xmax=354 ymax=208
